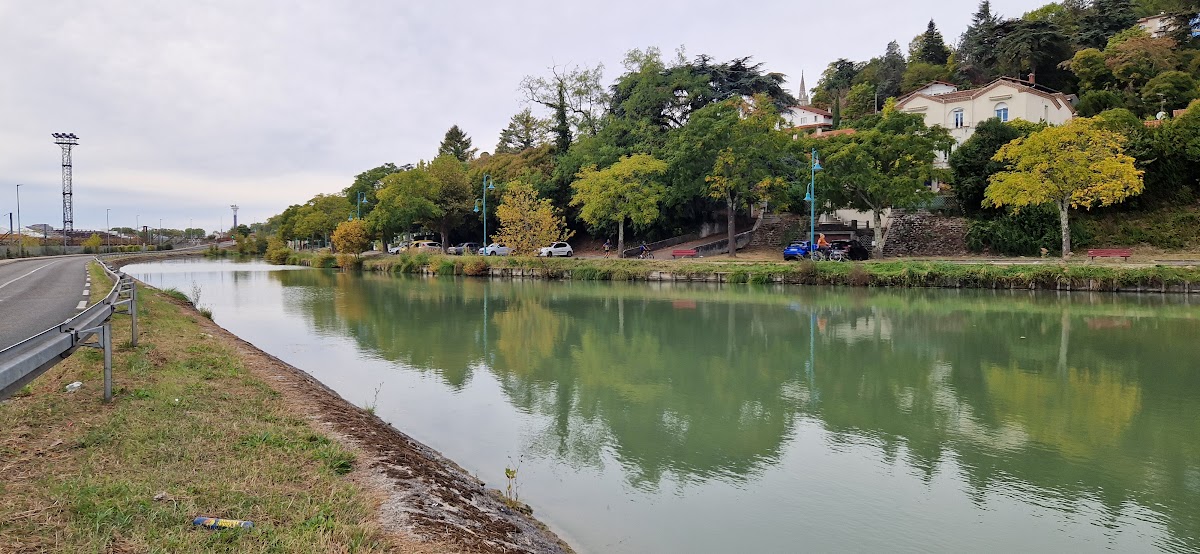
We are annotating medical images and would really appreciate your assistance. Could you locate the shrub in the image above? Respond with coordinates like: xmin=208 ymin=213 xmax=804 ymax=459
xmin=848 ymin=264 xmax=871 ymax=286
xmin=436 ymin=259 xmax=457 ymax=276
xmin=463 ymin=258 xmax=489 ymax=276
xmin=313 ymin=253 xmax=336 ymax=268
xmin=336 ymin=253 xmax=361 ymax=270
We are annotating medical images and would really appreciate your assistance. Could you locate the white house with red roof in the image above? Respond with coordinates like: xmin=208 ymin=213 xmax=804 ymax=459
xmin=895 ymin=76 xmax=1076 ymax=147
xmin=784 ymin=105 xmax=834 ymax=131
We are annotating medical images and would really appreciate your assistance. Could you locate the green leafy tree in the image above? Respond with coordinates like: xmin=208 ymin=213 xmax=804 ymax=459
xmin=367 ymin=168 xmax=439 ymax=247
xmin=810 ymin=100 xmax=955 ymax=256
xmin=292 ymin=194 xmax=352 ymax=247
xmin=901 ymin=62 xmax=952 ymax=94
xmin=948 ymin=118 xmax=1027 ymax=216
xmin=1076 ymin=90 xmax=1127 ymax=117
xmin=427 ymin=155 xmax=475 ymax=251
xmin=438 ymin=125 xmax=477 ymax=162
xmin=703 ymin=97 xmax=789 ymax=257
xmin=1142 ymin=71 xmax=1198 ymax=113
xmin=570 ymin=154 xmax=668 ymax=256
xmin=1106 ymin=36 xmax=1178 ymax=91
xmin=344 ymin=163 xmax=401 ymax=219
xmin=876 ymin=41 xmax=908 ymax=102
xmin=1066 ymin=48 xmax=1115 ymax=92
xmin=1077 ymin=0 xmax=1138 ymax=48
xmin=843 ymin=83 xmax=877 ymax=122
xmin=492 ymin=181 xmax=573 ymax=255
xmin=958 ymin=1 xmax=1004 ymax=83
xmin=914 ymin=20 xmax=951 ymax=66
xmin=521 ymin=63 xmax=609 ymax=139
xmin=495 ymin=108 xmax=549 ymax=154
xmin=986 ymin=118 xmax=1145 ymax=257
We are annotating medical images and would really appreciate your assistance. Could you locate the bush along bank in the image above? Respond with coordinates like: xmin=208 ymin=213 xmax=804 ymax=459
xmin=265 ymin=252 xmax=1200 ymax=294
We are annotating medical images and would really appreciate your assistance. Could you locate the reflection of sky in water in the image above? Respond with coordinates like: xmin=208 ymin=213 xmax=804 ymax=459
xmin=127 ymin=259 xmax=1200 ymax=554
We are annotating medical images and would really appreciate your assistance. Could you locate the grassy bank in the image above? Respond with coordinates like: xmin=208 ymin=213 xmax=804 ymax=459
xmin=278 ymin=251 xmax=1200 ymax=292
xmin=0 ymin=264 xmax=393 ymax=552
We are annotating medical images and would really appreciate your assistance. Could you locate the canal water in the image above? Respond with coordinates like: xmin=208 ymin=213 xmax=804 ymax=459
xmin=127 ymin=259 xmax=1200 ymax=553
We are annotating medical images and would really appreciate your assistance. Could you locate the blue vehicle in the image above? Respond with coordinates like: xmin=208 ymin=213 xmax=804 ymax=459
xmin=783 ymin=241 xmax=814 ymax=261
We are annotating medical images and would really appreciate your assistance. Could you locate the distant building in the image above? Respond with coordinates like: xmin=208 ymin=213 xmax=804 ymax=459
xmin=784 ymin=105 xmax=835 ymax=132
xmin=1137 ymin=13 xmax=1173 ymax=37
xmin=895 ymin=76 xmax=1076 ymax=148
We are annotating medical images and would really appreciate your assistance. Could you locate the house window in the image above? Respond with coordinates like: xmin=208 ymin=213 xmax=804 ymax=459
xmin=952 ymin=109 xmax=965 ymax=128
xmin=995 ymin=102 xmax=1009 ymax=122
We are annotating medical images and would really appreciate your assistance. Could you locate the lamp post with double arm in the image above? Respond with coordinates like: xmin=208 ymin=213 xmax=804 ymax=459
xmin=805 ymin=148 xmax=822 ymax=251
xmin=473 ymin=174 xmax=496 ymax=251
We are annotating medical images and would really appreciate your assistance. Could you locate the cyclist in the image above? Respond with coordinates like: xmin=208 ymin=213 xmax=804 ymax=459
xmin=638 ymin=242 xmax=651 ymax=259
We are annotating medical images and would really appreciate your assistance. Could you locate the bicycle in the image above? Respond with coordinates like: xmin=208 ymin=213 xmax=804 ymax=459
xmin=637 ymin=249 xmax=655 ymax=260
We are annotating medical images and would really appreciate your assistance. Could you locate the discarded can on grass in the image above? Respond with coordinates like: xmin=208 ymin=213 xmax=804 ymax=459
xmin=192 ymin=516 xmax=253 ymax=530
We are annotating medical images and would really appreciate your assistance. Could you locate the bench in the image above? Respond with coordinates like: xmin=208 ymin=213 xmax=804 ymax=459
xmin=1087 ymin=248 xmax=1132 ymax=261
xmin=672 ymin=249 xmax=698 ymax=259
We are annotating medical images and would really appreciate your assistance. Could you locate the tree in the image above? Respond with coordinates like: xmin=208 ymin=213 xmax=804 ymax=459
xmin=492 ymin=181 xmax=572 ymax=255
xmin=332 ymin=219 xmax=370 ymax=257
xmin=948 ymin=118 xmax=1027 ymax=216
xmin=83 ymin=233 xmax=102 ymax=252
xmin=344 ymin=163 xmax=402 ymax=220
xmin=495 ymin=108 xmax=548 ymax=154
xmin=293 ymin=194 xmax=352 ymax=247
xmin=843 ymin=83 xmax=877 ymax=121
xmin=367 ymin=168 xmax=439 ymax=247
xmin=986 ymin=118 xmax=1144 ymax=257
xmin=703 ymin=96 xmax=789 ymax=257
xmin=1142 ymin=71 xmax=1198 ymax=113
xmin=521 ymin=63 xmax=609 ymax=139
xmin=901 ymin=62 xmax=952 ymax=94
xmin=877 ymin=41 xmax=908 ymax=101
xmin=439 ymin=125 xmax=477 ymax=162
xmin=811 ymin=100 xmax=955 ymax=256
xmin=958 ymin=1 xmax=1004 ymax=83
xmin=1077 ymin=0 xmax=1138 ymax=48
xmin=1076 ymin=90 xmax=1126 ymax=116
xmin=427 ymin=155 xmax=475 ymax=251
xmin=1105 ymin=36 xmax=1177 ymax=91
xmin=996 ymin=19 xmax=1072 ymax=84
xmin=914 ymin=20 xmax=951 ymax=66
xmin=1066 ymin=48 xmax=1115 ymax=92
xmin=570 ymin=154 xmax=668 ymax=256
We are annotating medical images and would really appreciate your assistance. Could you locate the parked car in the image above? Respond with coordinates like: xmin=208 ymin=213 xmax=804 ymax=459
xmin=832 ymin=239 xmax=870 ymax=261
xmin=783 ymin=241 xmax=814 ymax=261
xmin=387 ymin=241 xmax=409 ymax=254
xmin=449 ymin=242 xmax=479 ymax=255
xmin=479 ymin=243 xmax=511 ymax=256
xmin=411 ymin=240 xmax=441 ymax=253
xmin=538 ymin=242 xmax=573 ymax=257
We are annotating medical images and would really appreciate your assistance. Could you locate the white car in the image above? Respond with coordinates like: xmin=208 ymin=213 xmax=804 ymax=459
xmin=538 ymin=242 xmax=573 ymax=257
xmin=479 ymin=243 xmax=511 ymax=256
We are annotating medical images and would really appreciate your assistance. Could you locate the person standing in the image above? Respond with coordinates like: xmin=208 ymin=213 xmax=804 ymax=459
xmin=603 ymin=239 xmax=611 ymax=258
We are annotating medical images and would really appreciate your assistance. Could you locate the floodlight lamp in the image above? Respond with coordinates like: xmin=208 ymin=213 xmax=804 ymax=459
xmin=804 ymin=192 xmax=814 ymax=202
xmin=813 ymin=161 xmax=822 ymax=171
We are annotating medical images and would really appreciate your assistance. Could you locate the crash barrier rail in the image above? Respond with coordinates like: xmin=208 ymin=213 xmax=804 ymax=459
xmin=0 ymin=259 xmax=137 ymax=402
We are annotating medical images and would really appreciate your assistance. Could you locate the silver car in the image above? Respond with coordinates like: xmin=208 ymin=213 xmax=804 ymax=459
xmin=538 ymin=242 xmax=573 ymax=257
xmin=479 ymin=243 xmax=511 ymax=256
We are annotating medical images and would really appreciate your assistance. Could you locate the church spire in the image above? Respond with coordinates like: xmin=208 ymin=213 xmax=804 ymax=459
xmin=797 ymin=71 xmax=810 ymax=106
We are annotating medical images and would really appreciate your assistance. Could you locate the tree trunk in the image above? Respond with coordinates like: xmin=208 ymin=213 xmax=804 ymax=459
xmin=872 ymin=210 xmax=885 ymax=258
xmin=617 ymin=218 xmax=625 ymax=258
xmin=727 ymin=196 xmax=737 ymax=258
xmin=439 ymin=224 xmax=449 ymax=254
xmin=1059 ymin=200 xmax=1071 ymax=259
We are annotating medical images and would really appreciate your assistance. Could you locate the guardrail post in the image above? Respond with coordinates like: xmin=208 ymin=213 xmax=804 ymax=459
xmin=129 ymin=278 xmax=138 ymax=347
xmin=101 ymin=321 xmax=112 ymax=403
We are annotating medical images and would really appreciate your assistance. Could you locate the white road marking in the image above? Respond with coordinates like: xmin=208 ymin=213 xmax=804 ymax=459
xmin=0 ymin=261 xmax=61 ymax=291
xmin=76 ymin=300 xmax=88 ymax=310
xmin=82 ymin=290 xmax=90 ymax=296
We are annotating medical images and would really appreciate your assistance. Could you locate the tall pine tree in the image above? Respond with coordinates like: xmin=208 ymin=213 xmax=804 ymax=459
xmin=495 ymin=109 xmax=548 ymax=154
xmin=1077 ymin=0 xmax=1137 ymax=49
xmin=438 ymin=125 xmax=477 ymax=162
xmin=877 ymin=41 xmax=907 ymax=102
xmin=915 ymin=20 xmax=952 ymax=66
xmin=958 ymin=1 xmax=1003 ymax=83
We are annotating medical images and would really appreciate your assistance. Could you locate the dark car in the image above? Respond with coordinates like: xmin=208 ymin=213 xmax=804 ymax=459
xmin=832 ymin=239 xmax=870 ymax=261
xmin=450 ymin=242 xmax=479 ymax=255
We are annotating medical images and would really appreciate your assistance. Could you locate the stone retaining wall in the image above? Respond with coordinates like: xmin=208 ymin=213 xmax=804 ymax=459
xmin=881 ymin=210 xmax=969 ymax=258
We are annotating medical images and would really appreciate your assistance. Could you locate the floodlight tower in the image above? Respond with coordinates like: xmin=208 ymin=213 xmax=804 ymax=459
xmin=52 ymin=132 xmax=80 ymax=247
xmin=230 ymin=204 xmax=239 ymax=232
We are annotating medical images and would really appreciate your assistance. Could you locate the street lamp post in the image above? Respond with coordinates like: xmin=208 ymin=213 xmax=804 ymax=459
xmin=15 ymin=184 xmax=22 ymax=257
xmin=106 ymin=209 xmax=110 ymax=253
xmin=805 ymin=148 xmax=823 ymax=250
xmin=159 ymin=218 xmax=163 ymax=249
xmin=356 ymin=191 xmax=367 ymax=219
xmin=473 ymin=175 xmax=496 ymax=249
xmin=136 ymin=215 xmax=140 ymax=249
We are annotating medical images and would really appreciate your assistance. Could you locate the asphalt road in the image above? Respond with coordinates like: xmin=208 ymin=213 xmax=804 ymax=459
xmin=0 ymin=256 xmax=94 ymax=351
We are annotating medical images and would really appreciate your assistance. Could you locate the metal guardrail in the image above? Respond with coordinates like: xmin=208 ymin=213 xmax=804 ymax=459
xmin=0 ymin=258 xmax=137 ymax=402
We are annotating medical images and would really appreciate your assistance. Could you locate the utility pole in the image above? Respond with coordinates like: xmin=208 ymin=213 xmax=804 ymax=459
xmin=52 ymin=133 xmax=79 ymax=250
xmin=15 ymin=184 xmax=22 ymax=257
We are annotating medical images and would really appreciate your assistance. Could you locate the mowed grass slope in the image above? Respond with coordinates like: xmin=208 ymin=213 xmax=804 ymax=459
xmin=0 ymin=263 xmax=392 ymax=553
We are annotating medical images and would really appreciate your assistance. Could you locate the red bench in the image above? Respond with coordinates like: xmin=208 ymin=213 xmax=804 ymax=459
xmin=672 ymin=249 xmax=698 ymax=259
xmin=1087 ymin=248 xmax=1131 ymax=261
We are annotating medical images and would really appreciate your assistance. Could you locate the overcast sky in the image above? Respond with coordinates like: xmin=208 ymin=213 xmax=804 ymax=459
xmin=0 ymin=0 xmax=1053 ymax=234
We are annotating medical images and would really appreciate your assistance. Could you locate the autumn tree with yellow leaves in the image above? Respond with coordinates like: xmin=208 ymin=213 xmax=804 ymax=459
xmin=986 ymin=117 xmax=1144 ymax=258
xmin=492 ymin=181 xmax=573 ymax=255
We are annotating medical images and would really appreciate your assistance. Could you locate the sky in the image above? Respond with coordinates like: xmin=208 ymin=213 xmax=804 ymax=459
xmin=0 ymin=0 xmax=1054 ymax=234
